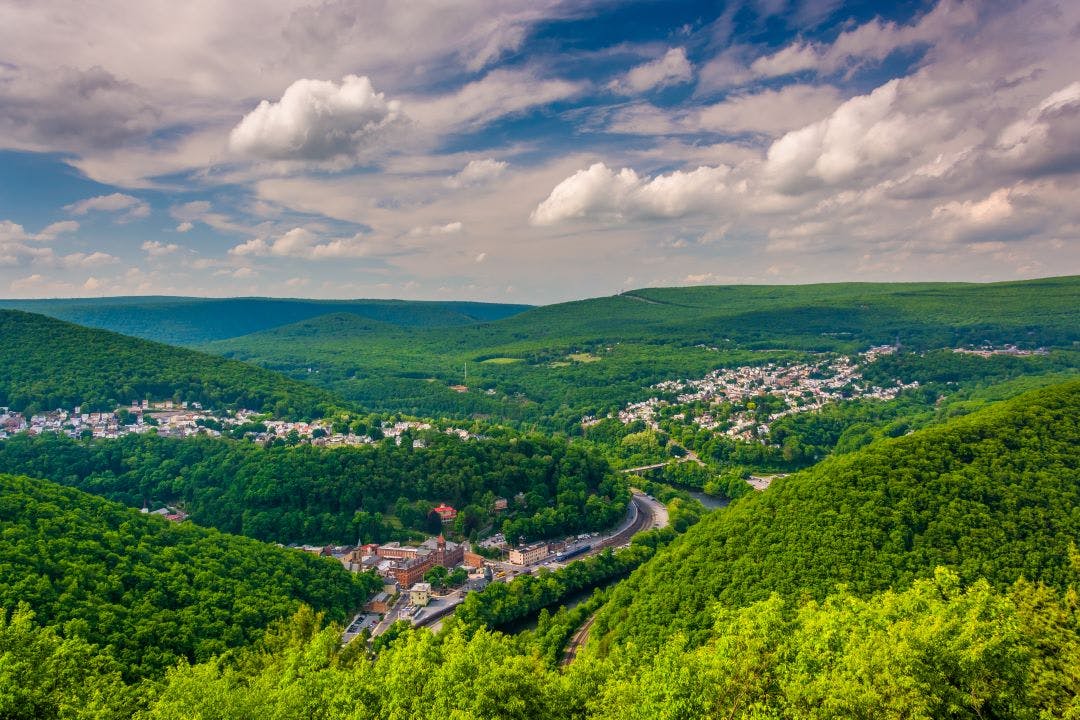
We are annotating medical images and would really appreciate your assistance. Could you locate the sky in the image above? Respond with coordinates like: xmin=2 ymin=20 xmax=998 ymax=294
xmin=0 ymin=0 xmax=1078 ymax=303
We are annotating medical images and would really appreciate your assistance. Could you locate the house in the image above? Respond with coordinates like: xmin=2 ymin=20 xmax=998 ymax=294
xmin=432 ymin=503 xmax=458 ymax=523
xmin=493 ymin=497 xmax=508 ymax=512
xmin=464 ymin=550 xmax=486 ymax=569
xmin=410 ymin=583 xmax=432 ymax=607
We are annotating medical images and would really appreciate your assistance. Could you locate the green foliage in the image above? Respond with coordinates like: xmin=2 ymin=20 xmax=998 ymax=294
xmin=0 ymin=310 xmax=346 ymax=418
xmin=589 ymin=570 xmax=1080 ymax=720
xmin=38 ymin=569 xmax=1080 ymax=719
xmin=0 ymin=474 xmax=379 ymax=679
xmin=0 ymin=430 xmax=629 ymax=545
xmin=591 ymin=380 xmax=1080 ymax=656
xmin=451 ymin=529 xmax=673 ymax=634
xmin=0 ymin=606 xmax=135 ymax=720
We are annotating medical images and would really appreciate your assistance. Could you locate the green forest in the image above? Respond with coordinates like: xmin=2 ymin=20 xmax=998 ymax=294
xmin=0 ymin=310 xmax=347 ymax=418
xmin=0 ymin=475 xmax=379 ymax=680
xmin=590 ymin=380 xmax=1080 ymax=657
xmin=0 ymin=430 xmax=629 ymax=545
xmin=4 ymin=381 xmax=1080 ymax=718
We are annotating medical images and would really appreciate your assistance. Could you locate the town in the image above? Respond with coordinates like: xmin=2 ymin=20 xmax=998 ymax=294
xmin=605 ymin=346 xmax=918 ymax=442
xmin=0 ymin=401 xmax=477 ymax=445
xmin=305 ymin=489 xmax=667 ymax=643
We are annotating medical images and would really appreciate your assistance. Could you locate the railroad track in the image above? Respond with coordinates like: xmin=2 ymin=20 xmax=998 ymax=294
xmin=561 ymin=612 xmax=596 ymax=666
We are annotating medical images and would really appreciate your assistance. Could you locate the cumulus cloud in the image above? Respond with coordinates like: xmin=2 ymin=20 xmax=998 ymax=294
xmin=530 ymin=162 xmax=732 ymax=225
xmin=142 ymin=240 xmax=180 ymax=257
xmin=175 ymin=221 xmax=194 ymax=232
xmin=0 ymin=219 xmax=90 ymax=267
xmin=35 ymin=220 xmax=80 ymax=241
xmin=763 ymin=79 xmax=952 ymax=194
xmin=64 ymin=193 xmax=150 ymax=220
xmin=445 ymin=158 xmax=508 ymax=188
xmin=56 ymin=251 xmax=118 ymax=268
xmin=229 ymin=227 xmax=375 ymax=259
xmin=229 ymin=75 xmax=404 ymax=162
xmin=609 ymin=48 xmax=693 ymax=94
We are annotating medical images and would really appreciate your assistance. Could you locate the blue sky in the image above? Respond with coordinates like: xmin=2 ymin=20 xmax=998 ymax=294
xmin=0 ymin=0 xmax=1077 ymax=302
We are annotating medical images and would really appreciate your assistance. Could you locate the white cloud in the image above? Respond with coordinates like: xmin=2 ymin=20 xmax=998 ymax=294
xmin=409 ymin=221 xmax=463 ymax=237
xmin=83 ymin=276 xmax=103 ymax=291
xmin=229 ymin=227 xmax=376 ymax=259
xmin=694 ymin=85 xmax=842 ymax=136
xmin=609 ymin=48 xmax=693 ymax=94
xmin=446 ymin=158 xmax=508 ymax=188
xmin=993 ymin=81 xmax=1080 ymax=175
xmin=142 ymin=240 xmax=180 ymax=257
xmin=607 ymin=84 xmax=842 ymax=138
xmin=34 ymin=220 xmax=80 ymax=241
xmin=750 ymin=0 xmax=978 ymax=79
xmin=64 ymin=192 xmax=150 ymax=220
xmin=176 ymin=221 xmax=194 ymax=232
xmin=530 ymin=162 xmax=732 ymax=225
xmin=475 ymin=252 xmax=487 ymax=263
xmin=229 ymin=74 xmax=404 ymax=162
xmin=69 ymin=251 xmax=117 ymax=267
xmin=763 ymin=79 xmax=952 ymax=194
xmin=409 ymin=69 xmax=584 ymax=132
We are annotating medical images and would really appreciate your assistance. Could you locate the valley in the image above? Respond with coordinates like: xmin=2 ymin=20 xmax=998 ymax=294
xmin=1 ymin=277 xmax=1078 ymax=719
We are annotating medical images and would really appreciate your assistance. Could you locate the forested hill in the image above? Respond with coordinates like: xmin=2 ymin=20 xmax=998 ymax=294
xmin=0 ymin=296 xmax=532 ymax=346
xmin=589 ymin=378 xmax=1080 ymax=657
xmin=0 ymin=474 xmax=379 ymax=679
xmin=203 ymin=276 xmax=1080 ymax=426
xmin=0 ymin=310 xmax=347 ymax=417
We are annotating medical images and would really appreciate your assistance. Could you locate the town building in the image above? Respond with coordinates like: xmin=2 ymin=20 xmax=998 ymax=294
xmin=433 ymin=503 xmax=458 ymax=523
xmin=364 ymin=592 xmax=392 ymax=614
xmin=410 ymin=583 xmax=431 ymax=607
xmin=509 ymin=543 xmax=549 ymax=566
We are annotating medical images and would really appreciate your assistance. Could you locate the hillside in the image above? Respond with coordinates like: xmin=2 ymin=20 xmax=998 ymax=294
xmin=204 ymin=277 xmax=1080 ymax=427
xmin=8 ymin=385 xmax=1080 ymax=719
xmin=588 ymin=379 xmax=1080 ymax=657
xmin=0 ymin=296 xmax=531 ymax=346
xmin=0 ymin=430 xmax=629 ymax=545
xmin=0 ymin=474 xmax=379 ymax=679
xmin=0 ymin=310 xmax=348 ymax=417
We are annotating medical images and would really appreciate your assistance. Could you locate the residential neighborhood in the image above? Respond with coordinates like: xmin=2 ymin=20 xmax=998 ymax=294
xmin=0 ymin=402 xmax=478 ymax=446
xmin=608 ymin=346 xmax=919 ymax=442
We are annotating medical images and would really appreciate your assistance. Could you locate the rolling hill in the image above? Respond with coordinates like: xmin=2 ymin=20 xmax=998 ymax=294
xmin=0 ymin=296 xmax=531 ymax=346
xmin=0 ymin=473 xmax=379 ymax=679
xmin=0 ymin=310 xmax=348 ymax=417
xmin=203 ymin=277 xmax=1080 ymax=427
xmin=588 ymin=378 xmax=1080 ymax=658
